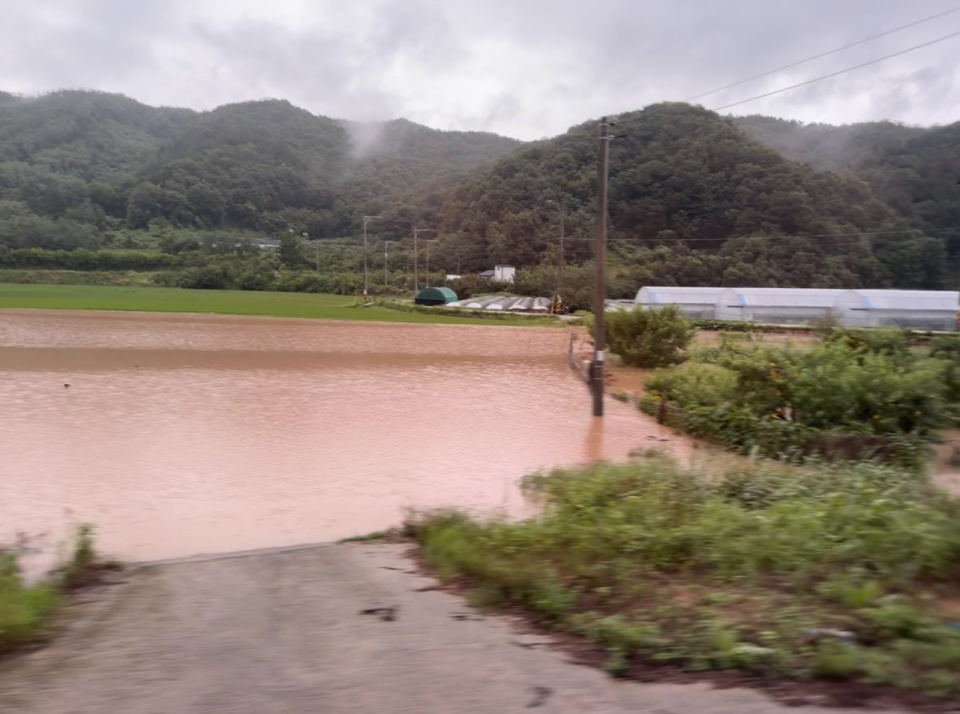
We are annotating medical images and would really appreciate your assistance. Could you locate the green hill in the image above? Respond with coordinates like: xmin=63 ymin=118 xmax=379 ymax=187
xmin=402 ymin=103 xmax=947 ymax=290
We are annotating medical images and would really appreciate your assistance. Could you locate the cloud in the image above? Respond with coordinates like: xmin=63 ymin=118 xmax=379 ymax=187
xmin=1 ymin=0 xmax=958 ymax=138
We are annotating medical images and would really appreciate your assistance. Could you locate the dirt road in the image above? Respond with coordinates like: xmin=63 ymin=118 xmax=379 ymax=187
xmin=0 ymin=544 xmax=904 ymax=714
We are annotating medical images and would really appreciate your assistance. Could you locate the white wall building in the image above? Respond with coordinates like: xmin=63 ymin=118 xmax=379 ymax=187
xmin=494 ymin=265 xmax=515 ymax=283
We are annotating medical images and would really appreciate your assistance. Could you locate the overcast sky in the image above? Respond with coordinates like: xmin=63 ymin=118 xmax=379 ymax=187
xmin=1 ymin=0 xmax=958 ymax=139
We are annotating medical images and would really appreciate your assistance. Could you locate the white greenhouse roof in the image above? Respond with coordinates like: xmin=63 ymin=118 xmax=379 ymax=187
xmin=718 ymin=288 xmax=844 ymax=308
xmin=635 ymin=286 xmax=724 ymax=304
xmin=841 ymin=290 xmax=959 ymax=312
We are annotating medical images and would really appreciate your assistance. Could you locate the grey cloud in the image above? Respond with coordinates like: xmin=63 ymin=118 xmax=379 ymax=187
xmin=1 ymin=0 xmax=958 ymax=138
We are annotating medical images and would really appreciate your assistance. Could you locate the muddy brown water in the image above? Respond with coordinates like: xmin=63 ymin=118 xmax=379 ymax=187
xmin=0 ymin=310 xmax=693 ymax=563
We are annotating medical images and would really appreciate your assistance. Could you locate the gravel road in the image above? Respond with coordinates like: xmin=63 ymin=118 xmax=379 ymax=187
xmin=0 ymin=543 xmax=905 ymax=714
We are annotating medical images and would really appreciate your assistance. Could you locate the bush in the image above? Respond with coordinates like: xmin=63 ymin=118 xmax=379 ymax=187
xmin=602 ymin=305 xmax=695 ymax=368
xmin=176 ymin=264 xmax=231 ymax=290
xmin=643 ymin=339 xmax=950 ymax=467
xmin=411 ymin=455 xmax=960 ymax=693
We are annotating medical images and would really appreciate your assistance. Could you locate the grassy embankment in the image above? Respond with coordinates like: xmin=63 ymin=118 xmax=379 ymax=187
xmin=0 ymin=284 xmax=558 ymax=325
xmin=1 ymin=525 xmax=112 ymax=655
xmin=411 ymin=454 xmax=960 ymax=702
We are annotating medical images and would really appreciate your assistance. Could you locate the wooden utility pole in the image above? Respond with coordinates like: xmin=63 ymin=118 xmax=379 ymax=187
xmin=592 ymin=118 xmax=611 ymax=417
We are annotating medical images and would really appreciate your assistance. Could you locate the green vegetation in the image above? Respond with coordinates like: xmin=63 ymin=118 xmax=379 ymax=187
xmin=338 ymin=528 xmax=403 ymax=544
xmin=2 ymin=92 xmax=958 ymax=308
xmin=1 ymin=525 xmax=109 ymax=654
xmin=601 ymin=305 xmax=695 ymax=368
xmin=411 ymin=454 xmax=960 ymax=698
xmin=417 ymin=103 xmax=952 ymax=293
xmin=737 ymin=115 xmax=960 ymax=270
xmin=0 ymin=90 xmax=519 ymax=243
xmin=640 ymin=329 xmax=960 ymax=468
xmin=0 ymin=284 xmax=553 ymax=325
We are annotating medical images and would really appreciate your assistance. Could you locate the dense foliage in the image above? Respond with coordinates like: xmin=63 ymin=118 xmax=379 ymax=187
xmin=737 ymin=115 xmax=960 ymax=273
xmin=600 ymin=305 xmax=695 ymax=368
xmin=413 ymin=455 xmax=960 ymax=698
xmin=0 ymin=90 xmax=520 ymax=245
xmin=1 ymin=91 xmax=958 ymax=298
xmin=641 ymin=330 xmax=960 ymax=466
xmin=407 ymin=103 xmax=953 ymax=291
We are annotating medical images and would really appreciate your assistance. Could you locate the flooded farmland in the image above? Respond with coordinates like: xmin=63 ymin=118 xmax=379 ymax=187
xmin=0 ymin=310 xmax=690 ymax=562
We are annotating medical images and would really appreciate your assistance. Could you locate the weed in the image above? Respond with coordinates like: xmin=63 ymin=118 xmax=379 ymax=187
xmin=338 ymin=529 xmax=400 ymax=543
xmin=411 ymin=454 xmax=960 ymax=695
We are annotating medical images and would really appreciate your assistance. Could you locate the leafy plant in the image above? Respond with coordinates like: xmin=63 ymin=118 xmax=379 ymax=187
xmin=600 ymin=305 xmax=695 ymax=368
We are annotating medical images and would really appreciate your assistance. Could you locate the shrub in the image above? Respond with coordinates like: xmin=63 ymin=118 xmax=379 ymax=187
xmin=602 ymin=305 xmax=695 ymax=368
xmin=412 ymin=455 xmax=960 ymax=693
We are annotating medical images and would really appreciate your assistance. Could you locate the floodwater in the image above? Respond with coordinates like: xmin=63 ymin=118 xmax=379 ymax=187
xmin=0 ymin=310 xmax=691 ymax=563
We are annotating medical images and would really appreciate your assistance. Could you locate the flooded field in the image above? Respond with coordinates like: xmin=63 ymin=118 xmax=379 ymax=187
xmin=0 ymin=310 xmax=691 ymax=562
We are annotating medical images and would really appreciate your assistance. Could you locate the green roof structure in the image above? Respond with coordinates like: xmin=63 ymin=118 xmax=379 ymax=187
xmin=414 ymin=287 xmax=458 ymax=306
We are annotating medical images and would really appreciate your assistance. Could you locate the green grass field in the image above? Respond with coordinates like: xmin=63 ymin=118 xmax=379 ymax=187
xmin=0 ymin=284 xmax=546 ymax=325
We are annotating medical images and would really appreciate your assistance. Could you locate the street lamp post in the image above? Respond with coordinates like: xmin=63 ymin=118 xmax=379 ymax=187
xmin=545 ymin=200 xmax=565 ymax=312
xmin=383 ymin=240 xmax=395 ymax=291
xmin=412 ymin=227 xmax=432 ymax=292
xmin=362 ymin=216 xmax=381 ymax=299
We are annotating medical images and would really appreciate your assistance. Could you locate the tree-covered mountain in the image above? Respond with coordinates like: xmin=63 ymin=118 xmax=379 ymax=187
xmin=404 ymin=103 xmax=948 ymax=290
xmin=737 ymin=115 xmax=960 ymax=259
xmin=0 ymin=90 xmax=522 ymax=246
xmin=0 ymin=90 xmax=957 ymax=294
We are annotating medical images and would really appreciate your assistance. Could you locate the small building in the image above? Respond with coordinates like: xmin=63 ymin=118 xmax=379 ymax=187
xmin=478 ymin=265 xmax=516 ymax=283
xmin=834 ymin=290 xmax=959 ymax=330
xmin=635 ymin=287 xmax=723 ymax=319
xmin=414 ymin=287 xmax=459 ymax=306
xmin=715 ymin=288 xmax=844 ymax=324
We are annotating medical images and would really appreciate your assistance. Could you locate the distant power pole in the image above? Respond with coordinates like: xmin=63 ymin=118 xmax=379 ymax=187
xmin=413 ymin=227 xmax=432 ymax=292
xmin=362 ymin=216 xmax=381 ymax=298
xmin=545 ymin=200 xmax=565 ymax=311
xmin=383 ymin=241 xmax=395 ymax=291
xmin=592 ymin=117 xmax=612 ymax=418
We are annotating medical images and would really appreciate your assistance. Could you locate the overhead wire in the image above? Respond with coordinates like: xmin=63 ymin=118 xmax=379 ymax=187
xmin=710 ymin=29 xmax=960 ymax=112
xmin=684 ymin=6 xmax=960 ymax=103
xmin=556 ymin=226 xmax=960 ymax=243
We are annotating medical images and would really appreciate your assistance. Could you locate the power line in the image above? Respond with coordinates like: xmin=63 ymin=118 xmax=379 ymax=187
xmin=711 ymin=29 xmax=960 ymax=112
xmin=557 ymin=225 xmax=960 ymax=243
xmin=685 ymin=6 xmax=960 ymax=103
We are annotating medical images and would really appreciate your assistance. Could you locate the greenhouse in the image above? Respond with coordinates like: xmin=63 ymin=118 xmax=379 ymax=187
xmin=634 ymin=287 xmax=724 ymax=319
xmin=834 ymin=290 xmax=959 ymax=330
xmin=714 ymin=288 xmax=843 ymax=324
xmin=633 ymin=285 xmax=959 ymax=330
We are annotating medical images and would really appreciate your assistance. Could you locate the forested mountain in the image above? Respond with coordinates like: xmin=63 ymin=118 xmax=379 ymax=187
xmin=737 ymin=116 xmax=960 ymax=259
xmin=0 ymin=90 xmax=521 ymax=247
xmin=406 ymin=103 xmax=947 ymax=290
xmin=0 ymin=90 xmax=957 ymax=294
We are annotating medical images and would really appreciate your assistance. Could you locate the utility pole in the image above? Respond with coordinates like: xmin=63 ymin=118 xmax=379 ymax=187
xmin=592 ymin=117 xmax=612 ymax=417
xmin=362 ymin=216 xmax=381 ymax=298
xmin=412 ymin=227 xmax=432 ymax=292
xmin=303 ymin=233 xmax=319 ymax=273
xmin=545 ymin=200 xmax=565 ymax=313
xmin=383 ymin=240 xmax=395 ymax=291
xmin=425 ymin=239 xmax=439 ymax=287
